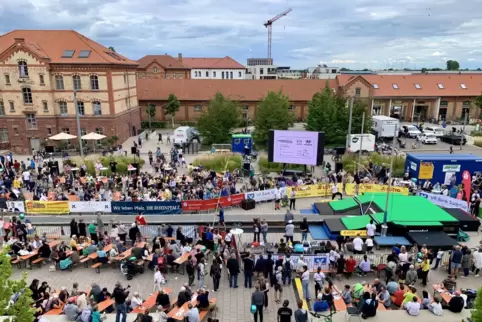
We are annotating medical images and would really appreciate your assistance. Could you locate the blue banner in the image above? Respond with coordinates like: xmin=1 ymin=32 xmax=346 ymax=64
xmin=111 ymin=201 xmax=182 ymax=215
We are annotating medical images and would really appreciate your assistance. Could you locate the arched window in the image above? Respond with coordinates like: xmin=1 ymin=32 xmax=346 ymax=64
xmin=76 ymin=101 xmax=85 ymax=115
xmin=58 ymin=101 xmax=68 ymax=115
xmin=90 ymin=75 xmax=99 ymax=90
xmin=93 ymin=101 xmax=102 ymax=115
xmin=22 ymin=87 xmax=33 ymax=104
xmin=72 ymin=75 xmax=82 ymax=90
xmin=18 ymin=61 xmax=28 ymax=77
xmin=55 ymin=75 xmax=64 ymax=90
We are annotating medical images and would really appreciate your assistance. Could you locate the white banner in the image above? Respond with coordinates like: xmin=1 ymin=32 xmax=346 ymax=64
xmin=245 ymin=187 xmax=287 ymax=202
xmin=419 ymin=191 xmax=469 ymax=212
xmin=69 ymin=201 xmax=112 ymax=213
xmin=7 ymin=201 xmax=25 ymax=213
xmin=254 ymin=254 xmax=329 ymax=271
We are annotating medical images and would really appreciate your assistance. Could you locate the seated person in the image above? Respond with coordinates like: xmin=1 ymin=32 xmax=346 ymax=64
xmin=49 ymin=248 xmax=60 ymax=263
xmin=392 ymin=284 xmax=406 ymax=307
xmin=356 ymin=255 xmax=371 ymax=276
xmin=155 ymin=289 xmax=170 ymax=310
xmin=38 ymin=242 xmax=51 ymax=259
xmin=132 ymin=246 xmax=143 ymax=260
xmin=428 ymin=298 xmax=443 ymax=316
xmin=313 ymin=294 xmax=329 ymax=312
xmin=85 ymin=242 xmax=97 ymax=255
xmin=402 ymin=287 xmax=416 ymax=307
xmin=352 ymin=282 xmax=366 ymax=301
xmin=130 ymin=292 xmax=143 ymax=310
xmin=386 ymin=278 xmax=399 ymax=295
xmin=405 ymin=297 xmax=420 ymax=316
xmin=278 ymin=238 xmax=287 ymax=253
xmin=177 ymin=287 xmax=188 ymax=308
xmin=443 ymin=291 xmax=465 ymax=313
xmin=96 ymin=247 xmax=108 ymax=264
xmin=361 ymin=293 xmax=378 ymax=319
xmin=342 ymin=285 xmax=352 ymax=304
xmin=196 ymin=289 xmax=215 ymax=311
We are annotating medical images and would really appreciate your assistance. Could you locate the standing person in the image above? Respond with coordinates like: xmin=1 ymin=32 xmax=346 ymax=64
xmin=251 ymin=285 xmax=265 ymax=322
xmin=301 ymin=266 xmax=310 ymax=301
xmin=158 ymin=133 xmax=163 ymax=144
xmin=253 ymin=219 xmax=260 ymax=243
xmin=313 ymin=267 xmax=325 ymax=299
xmin=285 ymin=220 xmax=294 ymax=244
xmin=88 ymin=221 xmax=97 ymax=243
xmin=186 ymin=255 xmax=196 ymax=286
xmin=135 ymin=212 xmax=147 ymax=226
xmin=78 ymin=219 xmax=86 ymax=238
xmin=227 ymin=254 xmax=240 ymax=288
xmin=275 ymin=188 xmax=281 ymax=210
xmin=462 ymin=250 xmax=472 ymax=278
xmin=331 ymin=183 xmax=342 ymax=200
xmin=260 ymin=219 xmax=268 ymax=245
xmin=365 ymin=220 xmax=376 ymax=239
xmin=244 ymin=253 xmax=255 ymax=288
xmin=70 ymin=219 xmax=78 ymax=238
xmin=473 ymin=247 xmax=482 ymax=276
xmin=450 ymin=246 xmax=463 ymax=279
xmin=274 ymin=267 xmax=283 ymax=303
xmin=117 ymin=222 xmax=127 ymax=244
xmin=198 ymin=258 xmax=207 ymax=289
xmin=277 ymin=300 xmax=293 ymax=322
xmin=432 ymin=248 xmax=444 ymax=270
xmin=294 ymin=300 xmax=308 ymax=322
xmin=96 ymin=213 xmax=104 ymax=237
xmin=284 ymin=210 xmax=294 ymax=224
xmin=283 ymin=255 xmax=293 ymax=285
xmin=129 ymin=223 xmax=140 ymax=247
xmin=289 ymin=189 xmax=296 ymax=210
xmin=210 ymin=259 xmax=221 ymax=292
xmin=217 ymin=205 xmax=226 ymax=231
xmin=300 ymin=218 xmax=308 ymax=242
xmin=112 ymin=282 xmax=129 ymax=322
xmin=153 ymin=267 xmax=165 ymax=293
xmin=353 ymin=234 xmax=363 ymax=254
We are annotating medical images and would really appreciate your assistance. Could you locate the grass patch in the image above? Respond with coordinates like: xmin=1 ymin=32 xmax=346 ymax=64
xmin=342 ymin=152 xmax=406 ymax=177
xmin=192 ymin=154 xmax=242 ymax=172
xmin=475 ymin=137 xmax=482 ymax=148
xmin=66 ymin=155 xmax=145 ymax=176
xmin=258 ymin=156 xmax=304 ymax=174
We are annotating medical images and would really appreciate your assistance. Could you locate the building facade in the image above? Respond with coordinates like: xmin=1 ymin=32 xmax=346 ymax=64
xmin=181 ymin=56 xmax=245 ymax=80
xmin=137 ymin=74 xmax=482 ymax=125
xmin=0 ymin=30 xmax=140 ymax=154
xmin=136 ymin=54 xmax=191 ymax=80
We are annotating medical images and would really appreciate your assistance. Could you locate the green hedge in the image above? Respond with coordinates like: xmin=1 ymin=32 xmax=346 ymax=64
xmin=258 ymin=156 xmax=304 ymax=174
xmin=192 ymin=154 xmax=242 ymax=172
xmin=66 ymin=156 xmax=145 ymax=176
xmin=180 ymin=121 xmax=197 ymax=127
xmin=141 ymin=121 xmax=166 ymax=129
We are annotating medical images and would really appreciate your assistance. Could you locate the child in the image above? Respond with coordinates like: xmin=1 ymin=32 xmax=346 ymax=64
xmin=41 ymin=232 xmax=47 ymax=242
xmin=25 ymin=219 xmax=35 ymax=235
xmin=342 ymin=285 xmax=352 ymax=304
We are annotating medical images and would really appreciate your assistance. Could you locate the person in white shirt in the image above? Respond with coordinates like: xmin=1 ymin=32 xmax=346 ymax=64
xmin=428 ymin=298 xmax=443 ymax=316
xmin=365 ymin=238 xmax=374 ymax=254
xmin=153 ymin=267 xmax=165 ymax=293
xmin=398 ymin=246 xmax=409 ymax=263
xmin=130 ymin=292 xmax=143 ymax=310
xmin=313 ymin=267 xmax=325 ymax=298
xmin=353 ymin=234 xmax=364 ymax=254
xmin=365 ymin=220 xmax=376 ymax=238
xmin=405 ymin=297 xmax=421 ymax=316
xmin=296 ymin=256 xmax=308 ymax=273
xmin=331 ymin=184 xmax=342 ymax=200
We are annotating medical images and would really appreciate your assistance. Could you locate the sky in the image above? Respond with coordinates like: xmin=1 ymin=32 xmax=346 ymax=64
xmin=1 ymin=0 xmax=482 ymax=70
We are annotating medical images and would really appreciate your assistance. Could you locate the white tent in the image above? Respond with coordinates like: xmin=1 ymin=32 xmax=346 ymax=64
xmin=48 ymin=132 xmax=77 ymax=140
xmin=81 ymin=132 xmax=106 ymax=140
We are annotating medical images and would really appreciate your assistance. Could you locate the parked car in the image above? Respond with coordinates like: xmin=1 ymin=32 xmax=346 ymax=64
xmin=401 ymin=125 xmax=422 ymax=138
xmin=424 ymin=126 xmax=444 ymax=137
xmin=440 ymin=134 xmax=467 ymax=145
xmin=419 ymin=133 xmax=437 ymax=144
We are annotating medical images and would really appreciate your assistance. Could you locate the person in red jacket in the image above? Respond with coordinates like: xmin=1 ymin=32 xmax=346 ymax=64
xmin=135 ymin=212 xmax=147 ymax=226
xmin=345 ymin=255 xmax=356 ymax=279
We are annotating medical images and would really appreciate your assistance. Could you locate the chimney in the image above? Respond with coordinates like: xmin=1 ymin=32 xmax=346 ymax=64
xmin=14 ymin=38 xmax=25 ymax=43
xmin=178 ymin=53 xmax=182 ymax=63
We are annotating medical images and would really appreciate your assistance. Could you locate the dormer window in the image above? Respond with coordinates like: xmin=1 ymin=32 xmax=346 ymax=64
xmin=437 ymin=83 xmax=444 ymax=89
xmin=392 ymin=84 xmax=399 ymax=89
xmin=18 ymin=61 xmax=28 ymax=77
xmin=372 ymin=84 xmax=379 ymax=89
xmin=460 ymin=83 xmax=467 ymax=89
xmin=414 ymin=83 xmax=421 ymax=89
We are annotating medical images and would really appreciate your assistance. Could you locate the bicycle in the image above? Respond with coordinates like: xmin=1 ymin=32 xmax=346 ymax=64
xmin=309 ymin=310 xmax=336 ymax=322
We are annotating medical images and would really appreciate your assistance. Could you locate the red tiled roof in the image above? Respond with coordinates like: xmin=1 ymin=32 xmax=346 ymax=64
xmin=338 ymin=74 xmax=482 ymax=97
xmin=0 ymin=30 xmax=137 ymax=65
xmin=181 ymin=57 xmax=245 ymax=69
xmin=137 ymin=55 xmax=190 ymax=70
xmin=138 ymin=79 xmax=337 ymax=101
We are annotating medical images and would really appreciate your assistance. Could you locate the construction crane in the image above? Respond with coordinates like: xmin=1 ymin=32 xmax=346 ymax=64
xmin=264 ymin=8 xmax=292 ymax=60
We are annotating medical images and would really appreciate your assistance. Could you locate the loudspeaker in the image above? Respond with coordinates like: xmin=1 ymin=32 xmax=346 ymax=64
xmin=243 ymin=162 xmax=250 ymax=171
xmin=45 ymin=146 xmax=54 ymax=153
xmin=241 ymin=198 xmax=255 ymax=210
xmin=335 ymin=162 xmax=343 ymax=173
xmin=131 ymin=147 xmax=137 ymax=155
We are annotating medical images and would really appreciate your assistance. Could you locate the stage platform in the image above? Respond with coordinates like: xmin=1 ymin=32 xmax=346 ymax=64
xmin=374 ymin=236 xmax=411 ymax=247
xmin=406 ymin=231 xmax=457 ymax=250
xmin=443 ymin=207 xmax=481 ymax=232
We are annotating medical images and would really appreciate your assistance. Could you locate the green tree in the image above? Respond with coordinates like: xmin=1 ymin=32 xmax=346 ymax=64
xmin=446 ymin=60 xmax=460 ymax=70
xmin=108 ymin=46 xmax=116 ymax=52
xmin=146 ymin=104 xmax=156 ymax=118
xmin=305 ymin=86 xmax=339 ymax=143
xmin=252 ymin=91 xmax=295 ymax=146
xmin=197 ymin=92 xmax=240 ymax=145
xmin=421 ymin=67 xmax=428 ymax=73
xmin=0 ymin=248 xmax=35 ymax=321
xmin=471 ymin=287 xmax=482 ymax=322
xmin=164 ymin=94 xmax=180 ymax=129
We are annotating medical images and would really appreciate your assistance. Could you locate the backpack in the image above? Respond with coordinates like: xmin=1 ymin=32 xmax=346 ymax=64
xmin=157 ymin=256 xmax=165 ymax=266
xmin=284 ymin=260 xmax=291 ymax=272
xmin=270 ymin=273 xmax=278 ymax=286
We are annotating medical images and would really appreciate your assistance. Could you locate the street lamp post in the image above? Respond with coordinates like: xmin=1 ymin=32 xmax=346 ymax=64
xmin=74 ymin=88 xmax=84 ymax=159
xmin=381 ymin=126 xmax=398 ymax=236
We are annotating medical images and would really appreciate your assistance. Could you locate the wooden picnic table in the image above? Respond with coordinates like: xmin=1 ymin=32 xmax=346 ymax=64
xmin=17 ymin=240 xmax=61 ymax=267
xmin=44 ymin=288 xmax=90 ymax=315
xmin=168 ymin=293 xmax=217 ymax=321
xmin=88 ymin=244 xmax=113 ymax=260
xmin=362 ymin=285 xmax=387 ymax=311
xmin=132 ymin=288 xmax=173 ymax=313
xmin=97 ymin=298 xmax=115 ymax=312
xmin=114 ymin=242 xmax=146 ymax=261
xmin=432 ymin=284 xmax=453 ymax=303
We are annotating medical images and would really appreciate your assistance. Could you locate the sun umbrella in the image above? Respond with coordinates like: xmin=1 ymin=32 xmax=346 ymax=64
xmin=48 ymin=132 xmax=77 ymax=140
xmin=81 ymin=132 xmax=106 ymax=140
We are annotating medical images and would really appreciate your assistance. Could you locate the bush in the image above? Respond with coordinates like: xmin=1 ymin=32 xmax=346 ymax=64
xmin=141 ymin=121 xmax=166 ymax=129
xmin=192 ymin=154 xmax=242 ymax=172
xmin=258 ymin=156 xmax=304 ymax=174
xmin=472 ymin=131 xmax=482 ymax=137
xmin=475 ymin=137 xmax=482 ymax=148
xmin=68 ymin=155 xmax=145 ymax=176
xmin=342 ymin=152 xmax=406 ymax=177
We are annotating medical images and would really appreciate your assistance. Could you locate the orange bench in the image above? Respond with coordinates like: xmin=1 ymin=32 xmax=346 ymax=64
xmin=97 ymin=298 xmax=114 ymax=312
xmin=132 ymin=288 xmax=173 ymax=313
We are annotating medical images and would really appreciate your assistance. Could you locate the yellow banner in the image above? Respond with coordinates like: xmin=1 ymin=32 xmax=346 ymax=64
xmin=341 ymin=230 xmax=367 ymax=237
xmin=288 ymin=183 xmax=408 ymax=198
xmin=419 ymin=162 xmax=434 ymax=180
xmin=25 ymin=201 xmax=70 ymax=214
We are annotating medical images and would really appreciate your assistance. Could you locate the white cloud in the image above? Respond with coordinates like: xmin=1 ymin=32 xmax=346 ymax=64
xmin=0 ymin=0 xmax=481 ymax=69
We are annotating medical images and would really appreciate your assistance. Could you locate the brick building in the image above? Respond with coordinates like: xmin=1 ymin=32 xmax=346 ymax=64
xmin=136 ymin=54 xmax=191 ymax=80
xmin=0 ymin=30 xmax=140 ymax=154
xmin=137 ymin=74 xmax=482 ymax=124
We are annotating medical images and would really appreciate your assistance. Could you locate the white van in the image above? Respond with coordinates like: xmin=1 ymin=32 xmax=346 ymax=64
xmin=173 ymin=126 xmax=194 ymax=144
xmin=346 ymin=134 xmax=376 ymax=154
